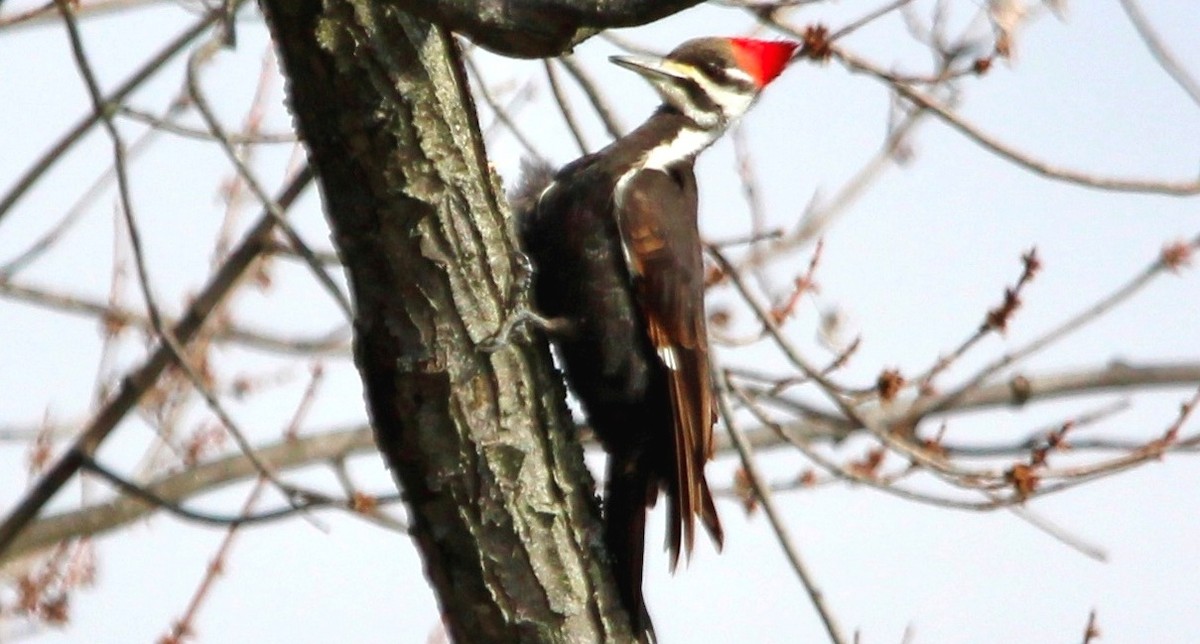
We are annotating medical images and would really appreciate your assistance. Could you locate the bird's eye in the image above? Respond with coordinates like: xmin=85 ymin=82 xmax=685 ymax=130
xmin=699 ymin=61 xmax=727 ymax=83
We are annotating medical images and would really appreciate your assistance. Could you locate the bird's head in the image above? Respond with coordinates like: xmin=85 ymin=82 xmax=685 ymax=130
xmin=610 ymin=37 xmax=798 ymax=130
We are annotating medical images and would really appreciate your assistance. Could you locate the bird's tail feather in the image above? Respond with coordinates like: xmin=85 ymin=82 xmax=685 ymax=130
xmin=605 ymin=449 xmax=657 ymax=641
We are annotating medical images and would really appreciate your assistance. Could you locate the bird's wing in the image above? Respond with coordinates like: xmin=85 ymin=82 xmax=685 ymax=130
xmin=615 ymin=166 xmax=723 ymax=564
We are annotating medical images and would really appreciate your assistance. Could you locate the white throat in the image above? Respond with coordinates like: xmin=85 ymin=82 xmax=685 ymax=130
xmin=612 ymin=126 xmax=717 ymax=253
xmin=640 ymin=127 xmax=719 ymax=171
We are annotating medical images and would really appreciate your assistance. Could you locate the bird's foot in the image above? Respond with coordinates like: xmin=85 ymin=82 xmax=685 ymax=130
xmin=478 ymin=307 xmax=573 ymax=353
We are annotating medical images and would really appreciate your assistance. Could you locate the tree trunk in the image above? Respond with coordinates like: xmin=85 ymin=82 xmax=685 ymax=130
xmin=258 ymin=2 xmax=635 ymax=640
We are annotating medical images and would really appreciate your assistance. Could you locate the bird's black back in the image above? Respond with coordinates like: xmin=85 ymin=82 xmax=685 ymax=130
xmin=515 ymin=156 xmax=673 ymax=636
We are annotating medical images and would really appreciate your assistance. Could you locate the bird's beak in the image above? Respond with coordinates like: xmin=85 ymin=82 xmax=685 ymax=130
xmin=609 ymin=55 xmax=688 ymax=83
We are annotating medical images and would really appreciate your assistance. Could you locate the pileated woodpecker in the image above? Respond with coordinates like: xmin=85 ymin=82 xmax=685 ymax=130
xmin=514 ymin=37 xmax=797 ymax=633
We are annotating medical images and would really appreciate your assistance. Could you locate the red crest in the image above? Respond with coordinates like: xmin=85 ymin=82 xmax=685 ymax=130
xmin=729 ymin=38 xmax=799 ymax=87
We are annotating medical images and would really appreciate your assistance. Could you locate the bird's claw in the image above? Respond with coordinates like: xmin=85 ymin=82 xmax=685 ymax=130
xmin=478 ymin=307 xmax=572 ymax=353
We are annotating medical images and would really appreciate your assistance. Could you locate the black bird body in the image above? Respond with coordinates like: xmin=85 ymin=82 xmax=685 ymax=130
xmin=518 ymin=110 xmax=719 ymax=628
xmin=513 ymin=36 xmax=797 ymax=634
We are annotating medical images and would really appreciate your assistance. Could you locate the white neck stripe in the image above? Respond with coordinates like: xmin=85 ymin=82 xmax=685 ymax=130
xmin=641 ymin=127 xmax=719 ymax=171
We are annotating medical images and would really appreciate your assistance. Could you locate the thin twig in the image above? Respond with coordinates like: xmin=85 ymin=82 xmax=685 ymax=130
xmin=164 ymin=474 xmax=268 ymax=643
xmin=829 ymin=0 xmax=920 ymax=41
xmin=119 ymin=105 xmax=297 ymax=144
xmin=711 ymin=247 xmax=960 ymax=478
xmin=834 ymin=46 xmax=1200 ymax=196
xmin=730 ymin=381 xmax=986 ymax=510
xmin=1006 ymin=505 xmax=1107 ymax=562
xmin=78 ymin=453 xmax=398 ymax=528
xmin=543 ymin=59 xmax=590 ymax=155
xmin=0 ymin=166 xmax=315 ymax=561
xmin=916 ymin=235 xmax=1199 ymax=418
xmin=557 ymin=55 xmax=625 ymax=139
xmin=186 ymin=37 xmax=355 ymax=321
xmin=1081 ymin=609 xmax=1100 ymax=644
xmin=463 ymin=52 xmax=546 ymax=162
xmin=715 ymin=370 xmax=849 ymax=644
xmin=0 ymin=279 xmax=350 ymax=356
xmin=1117 ymin=0 xmax=1200 ymax=109
xmin=762 ymin=107 xmax=925 ymax=263
xmin=60 ymin=6 xmax=306 ymax=517
xmin=0 ymin=107 xmax=182 ymax=277
xmin=0 ymin=1 xmax=246 ymax=225
xmin=0 ymin=0 xmax=157 ymax=32
xmin=735 ymin=361 xmax=1200 ymax=443
xmin=913 ymin=248 xmax=1040 ymax=393
xmin=730 ymin=127 xmax=777 ymax=295
xmin=5 ymin=423 xmax=373 ymax=560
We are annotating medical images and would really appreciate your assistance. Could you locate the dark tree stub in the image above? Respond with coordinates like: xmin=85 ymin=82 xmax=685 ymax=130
xmin=395 ymin=0 xmax=705 ymax=57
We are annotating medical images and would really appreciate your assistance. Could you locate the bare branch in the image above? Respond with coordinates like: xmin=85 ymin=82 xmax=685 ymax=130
xmin=60 ymin=5 xmax=310 ymax=519
xmin=393 ymin=0 xmax=705 ymax=58
xmin=6 ymin=426 xmax=377 ymax=560
xmin=833 ymin=46 xmax=1200 ymax=196
xmin=1117 ymin=0 xmax=1200 ymax=109
xmin=916 ymin=235 xmax=1200 ymax=418
xmin=464 ymin=52 xmax=547 ymax=162
xmin=543 ymin=59 xmax=590 ymax=155
xmin=0 ymin=2 xmax=246 ymax=225
xmin=118 ymin=106 xmax=298 ymax=144
xmin=0 ymin=165 xmax=315 ymax=561
xmin=186 ymin=38 xmax=355 ymax=321
xmin=1081 ymin=609 xmax=1100 ymax=644
xmin=741 ymin=361 xmax=1200 ymax=441
xmin=557 ymin=55 xmax=625 ymax=140
xmin=0 ymin=280 xmax=350 ymax=356
xmin=715 ymin=370 xmax=849 ymax=644
xmin=0 ymin=0 xmax=159 ymax=32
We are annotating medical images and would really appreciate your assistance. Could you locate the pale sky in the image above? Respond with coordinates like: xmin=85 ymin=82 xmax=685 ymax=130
xmin=2 ymin=1 xmax=1199 ymax=642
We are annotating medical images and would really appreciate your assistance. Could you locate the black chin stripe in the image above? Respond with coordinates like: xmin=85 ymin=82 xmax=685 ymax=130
xmin=671 ymin=49 xmax=758 ymax=94
xmin=676 ymin=78 xmax=722 ymax=120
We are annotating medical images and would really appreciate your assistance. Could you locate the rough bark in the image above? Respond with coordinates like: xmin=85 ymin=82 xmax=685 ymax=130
xmin=258 ymin=1 xmax=636 ymax=641
xmin=392 ymin=0 xmax=705 ymax=57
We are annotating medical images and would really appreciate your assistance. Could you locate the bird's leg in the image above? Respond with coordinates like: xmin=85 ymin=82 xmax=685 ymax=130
xmin=478 ymin=250 xmax=575 ymax=352
xmin=478 ymin=307 xmax=574 ymax=353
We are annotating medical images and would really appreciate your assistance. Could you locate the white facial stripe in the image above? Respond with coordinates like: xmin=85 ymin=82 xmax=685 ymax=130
xmin=657 ymin=61 xmax=757 ymax=124
xmin=686 ymin=69 xmax=756 ymax=120
xmin=652 ymin=80 xmax=717 ymax=127
xmin=725 ymin=66 xmax=755 ymax=85
xmin=711 ymin=84 xmax=756 ymax=119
